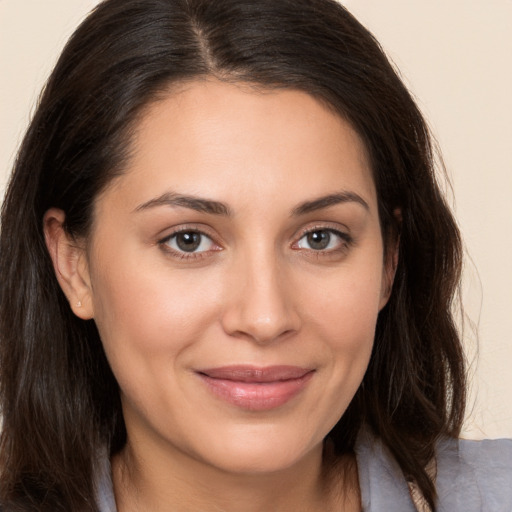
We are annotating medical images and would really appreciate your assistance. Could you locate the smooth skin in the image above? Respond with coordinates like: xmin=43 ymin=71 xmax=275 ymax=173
xmin=45 ymin=80 xmax=397 ymax=511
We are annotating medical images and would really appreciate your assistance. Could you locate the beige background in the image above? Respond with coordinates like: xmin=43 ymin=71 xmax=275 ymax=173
xmin=1 ymin=1 xmax=511 ymax=439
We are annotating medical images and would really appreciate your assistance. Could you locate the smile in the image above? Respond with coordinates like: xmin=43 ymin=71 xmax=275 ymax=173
xmin=196 ymin=365 xmax=315 ymax=411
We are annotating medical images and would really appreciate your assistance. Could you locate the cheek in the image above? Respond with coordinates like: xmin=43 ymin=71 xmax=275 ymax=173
xmin=305 ymin=257 xmax=384 ymax=344
xmin=89 ymin=249 xmax=223 ymax=373
xmin=300 ymin=253 xmax=384 ymax=384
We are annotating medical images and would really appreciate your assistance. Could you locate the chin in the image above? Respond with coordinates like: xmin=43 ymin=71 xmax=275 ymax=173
xmin=188 ymin=424 xmax=324 ymax=475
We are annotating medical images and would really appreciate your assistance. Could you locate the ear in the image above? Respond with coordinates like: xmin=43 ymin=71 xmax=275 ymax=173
xmin=43 ymin=208 xmax=94 ymax=320
xmin=379 ymin=209 xmax=401 ymax=311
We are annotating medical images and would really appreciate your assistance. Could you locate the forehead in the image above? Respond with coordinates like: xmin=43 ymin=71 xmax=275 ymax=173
xmin=99 ymin=79 xmax=377 ymax=215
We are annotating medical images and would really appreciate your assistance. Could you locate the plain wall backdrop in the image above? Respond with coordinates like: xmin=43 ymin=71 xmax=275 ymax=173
xmin=1 ymin=0 xmax=511 ymax=439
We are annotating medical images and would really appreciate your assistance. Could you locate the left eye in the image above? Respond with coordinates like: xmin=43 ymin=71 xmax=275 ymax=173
xmin=164 ymin=231 xmax=216 ymax=253
xmin=296 ymin=229 xmax=346 ymax=251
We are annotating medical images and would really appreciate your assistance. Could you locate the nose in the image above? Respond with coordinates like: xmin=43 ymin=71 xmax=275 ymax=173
xmin=220 ymin=251 xmax=301 ymax=345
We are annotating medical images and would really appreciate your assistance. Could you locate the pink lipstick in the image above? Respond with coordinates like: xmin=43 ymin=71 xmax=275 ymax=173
xmin=196 ymin=365 xmax=314 ymax=411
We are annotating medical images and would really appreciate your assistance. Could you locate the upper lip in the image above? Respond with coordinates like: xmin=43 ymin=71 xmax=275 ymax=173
xmin=197 ymin=365 xmax=314 ymax=383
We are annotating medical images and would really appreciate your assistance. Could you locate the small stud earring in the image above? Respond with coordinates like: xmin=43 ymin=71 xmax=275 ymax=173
xmin=76 ymin=300 xmax=82 ymax=308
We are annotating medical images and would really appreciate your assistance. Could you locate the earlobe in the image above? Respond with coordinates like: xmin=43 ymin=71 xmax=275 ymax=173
xmin=43 ymin=208 xmax=94 ymax=320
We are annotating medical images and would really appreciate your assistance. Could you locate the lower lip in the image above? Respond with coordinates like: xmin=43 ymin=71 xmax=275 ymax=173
xmin=198 ymin=372 xmax=314 ymax=411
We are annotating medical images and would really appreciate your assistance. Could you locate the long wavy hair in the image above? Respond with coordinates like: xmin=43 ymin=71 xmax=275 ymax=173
xmin=0 ymin=0 xmax=465 ymax=510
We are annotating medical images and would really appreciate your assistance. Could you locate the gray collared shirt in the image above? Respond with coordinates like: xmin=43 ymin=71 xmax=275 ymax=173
xmin=95 ymin=429 xmax=512 ymax=511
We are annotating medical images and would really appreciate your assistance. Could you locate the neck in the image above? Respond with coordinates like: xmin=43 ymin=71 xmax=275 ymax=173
xmin=112 ymin=439 xmax=360 ymax=512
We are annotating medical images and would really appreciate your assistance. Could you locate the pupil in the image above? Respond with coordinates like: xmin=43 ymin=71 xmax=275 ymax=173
xmin=176 ymin=232 xmax=201 ymax=252
xmin=307 ymin=231 xmax=330 ymax=250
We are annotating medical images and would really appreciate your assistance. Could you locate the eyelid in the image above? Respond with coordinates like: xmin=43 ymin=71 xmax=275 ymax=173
xmin=294 ymin=223 xmax=352 ymax=242
xmin=291 ymin=224 xmax=354 ymax=252
xmin=155 ymin=222 xmax=353 ymax=261
xmin=157 ymin=225 xmax=222 ymax=259
xmin=157 ymin=223 xmax=218 ymax=243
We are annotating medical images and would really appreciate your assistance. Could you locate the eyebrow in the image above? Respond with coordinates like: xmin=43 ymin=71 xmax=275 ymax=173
xmin=134 ymin=190 xmax=369 ymax=217
xmin=134 ymin=192 xmax=232 ymax=216
xmin=291 ymin=191 xmax=369 ymax=216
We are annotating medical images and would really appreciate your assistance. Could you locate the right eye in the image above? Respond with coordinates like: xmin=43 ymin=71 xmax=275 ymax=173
xmin=160 ymin=230 xmax=217 ymax=255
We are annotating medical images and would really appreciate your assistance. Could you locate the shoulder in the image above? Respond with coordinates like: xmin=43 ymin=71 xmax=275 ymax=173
xmin=355 ymin=427 xmax=512 ymax=512
xmin=355 ymin=427 xmax=417 ymax=511
xmin=436 ymin=436 xmax=512 ymax=511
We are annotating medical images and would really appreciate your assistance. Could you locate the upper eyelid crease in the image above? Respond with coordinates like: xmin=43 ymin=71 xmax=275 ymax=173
xmin=297 ymin=228 xmax=353 ymax=244
xmin=159 ymin=230 xmax=218 ymax=258
xmin=158 ymin=227 xmax=351 ymax=259
xmin=159 ymin=228 xmax=214 ymax=244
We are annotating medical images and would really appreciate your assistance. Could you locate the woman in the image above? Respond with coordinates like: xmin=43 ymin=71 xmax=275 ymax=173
xmin=0 ymin=0 xmax=510 ymax=510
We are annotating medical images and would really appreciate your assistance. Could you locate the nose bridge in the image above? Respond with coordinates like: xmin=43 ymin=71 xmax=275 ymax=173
xmin=221 ymin=241 xmax=299 ymax=343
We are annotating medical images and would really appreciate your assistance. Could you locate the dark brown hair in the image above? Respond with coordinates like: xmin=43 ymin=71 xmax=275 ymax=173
xmin=0 ymin=0 xmax=465 ymax=510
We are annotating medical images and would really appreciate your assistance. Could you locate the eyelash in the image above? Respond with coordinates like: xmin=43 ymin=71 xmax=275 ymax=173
xmin=158 ymin=227 xmax=219 ymax=260
xmin=158 ymin=226 xmax=353 ymax=261
xmin=293 ymin=226 xmax=353 ymax=255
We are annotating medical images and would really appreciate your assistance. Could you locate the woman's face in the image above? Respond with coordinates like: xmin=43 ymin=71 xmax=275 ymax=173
xmin=81 ymin=80 xmax=393 ymax=474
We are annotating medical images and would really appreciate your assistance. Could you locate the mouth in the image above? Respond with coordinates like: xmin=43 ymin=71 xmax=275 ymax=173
xmin=196 ymin=365 xmax=315 ymax=411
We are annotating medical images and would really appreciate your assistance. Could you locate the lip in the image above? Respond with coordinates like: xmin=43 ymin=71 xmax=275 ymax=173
xmin=196 ymin=365 xmax=315 ymax=411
